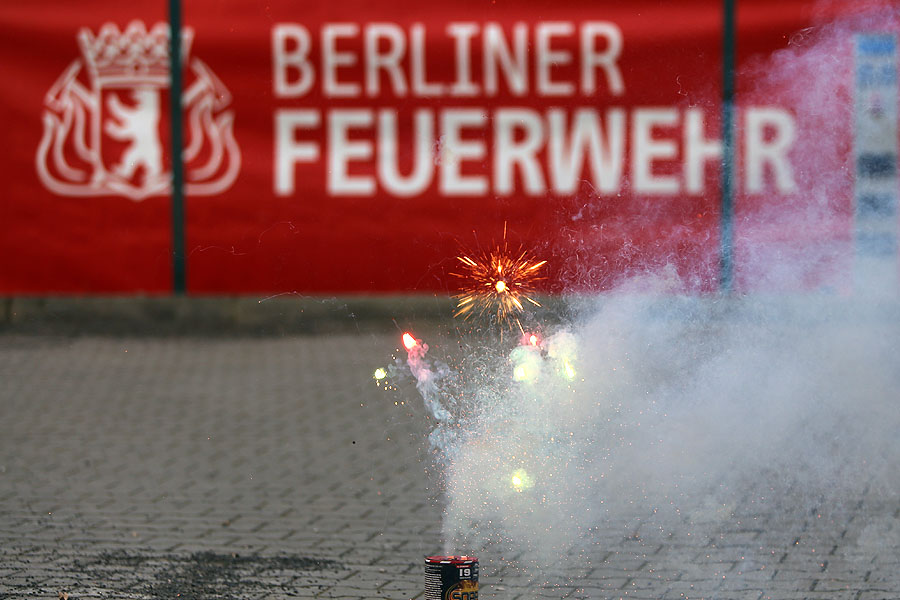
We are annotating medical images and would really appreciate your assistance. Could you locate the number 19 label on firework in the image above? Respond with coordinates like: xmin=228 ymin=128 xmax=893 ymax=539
xmin=424 ymin=556 xmax=479 ymax=600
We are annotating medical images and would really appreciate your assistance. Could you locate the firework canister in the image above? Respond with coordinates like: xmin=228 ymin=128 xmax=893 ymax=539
xmin=424 ymin=556 xmax=479 ymax=600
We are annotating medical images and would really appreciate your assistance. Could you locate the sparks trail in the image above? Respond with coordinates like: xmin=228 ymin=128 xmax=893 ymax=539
xmin=450 ymin=228 xmax=547 ymax=330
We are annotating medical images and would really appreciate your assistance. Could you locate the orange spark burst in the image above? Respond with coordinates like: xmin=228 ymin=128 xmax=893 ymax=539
xmin=450 ymin=237 xmax=547 ymax=329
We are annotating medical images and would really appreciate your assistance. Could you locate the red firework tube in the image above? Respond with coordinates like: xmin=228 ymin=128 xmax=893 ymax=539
xmin=424 ymin=556 xmax=479 ymax=600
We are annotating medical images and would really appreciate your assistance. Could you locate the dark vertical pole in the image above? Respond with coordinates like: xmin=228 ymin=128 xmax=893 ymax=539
xmin=169 ymin=0 xmax=186 ymax=294
xmin=720 ymin=0 xmax=736 ymax=293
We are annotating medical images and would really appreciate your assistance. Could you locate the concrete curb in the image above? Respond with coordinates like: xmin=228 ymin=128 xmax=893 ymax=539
xmin=2 ymin=293 xmax=896 ymax=335
xmin=0 ymin=295 xmax=467 ymax=335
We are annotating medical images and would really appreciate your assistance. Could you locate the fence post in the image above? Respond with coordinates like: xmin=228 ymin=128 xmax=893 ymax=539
xmin=720 ymin=0 xmax=736 ymax=293
xmin=169 ymin=0 xmax=186 ymax=295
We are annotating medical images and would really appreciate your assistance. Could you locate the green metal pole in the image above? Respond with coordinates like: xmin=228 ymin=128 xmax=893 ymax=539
xmin=169 ymin=0 xmax=186 ymax=294
xmin=720 ymin=0 xmax=736 ymax=293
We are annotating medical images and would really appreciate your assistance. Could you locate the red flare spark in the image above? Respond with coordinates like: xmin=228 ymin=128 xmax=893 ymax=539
xmin=402 ymin=332 xmax=418 ymax=350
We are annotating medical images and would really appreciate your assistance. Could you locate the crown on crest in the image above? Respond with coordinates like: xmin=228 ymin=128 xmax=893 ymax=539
xmin=78 ymin=21 xmax=194 ymax=87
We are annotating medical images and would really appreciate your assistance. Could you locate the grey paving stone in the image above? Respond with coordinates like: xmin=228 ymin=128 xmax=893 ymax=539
xmin=1 ymin=332 xmax=897 ymax=600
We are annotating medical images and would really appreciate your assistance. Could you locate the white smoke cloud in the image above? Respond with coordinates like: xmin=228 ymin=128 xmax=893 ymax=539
xmin=398 ymin=1 xmax=900 ymax=581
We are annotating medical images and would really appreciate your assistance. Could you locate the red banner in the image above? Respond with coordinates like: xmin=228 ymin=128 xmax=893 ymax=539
xmin=0 ymin=1 xmax=891 ymax=294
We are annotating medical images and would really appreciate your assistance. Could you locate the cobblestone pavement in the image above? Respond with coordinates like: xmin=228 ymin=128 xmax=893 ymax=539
xmin=1 ymin=332 xmax=898 ymax=600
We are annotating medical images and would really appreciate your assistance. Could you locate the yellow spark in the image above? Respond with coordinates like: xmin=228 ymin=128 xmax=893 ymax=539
xmin=563 ymin=360 xmax=576 ymax=381
xmin=450 ymin=229 xmax=547 ymax=329
xmin=510 ymin=469 xmax=532 ymax=491
xmin=513 ymin=365 xmax=529 ymax=381
xmin=373 ymin=368 xmax=387 ymax=380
